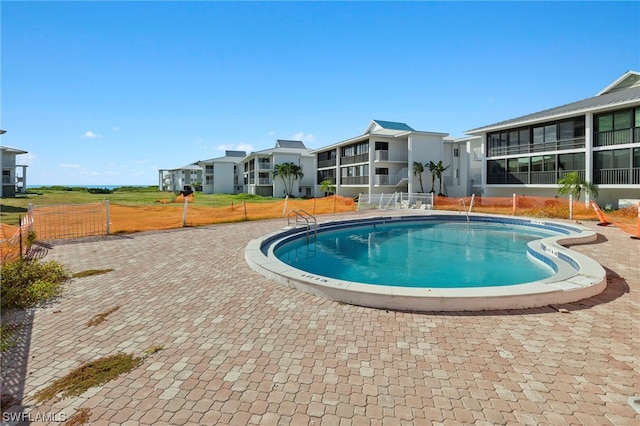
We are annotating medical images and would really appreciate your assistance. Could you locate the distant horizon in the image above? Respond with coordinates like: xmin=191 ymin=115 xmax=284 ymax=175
xmin=27 ymin=184 xmax=154 ymax=188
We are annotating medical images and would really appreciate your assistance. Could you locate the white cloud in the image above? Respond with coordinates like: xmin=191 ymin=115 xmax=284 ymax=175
xmin=81 ymin=131 xmax=102 ymax=139
xmin=217 ymin=143 xmax=254 ymax=153
xmin=291 ymin=132 xmax=316 ymax=144
xmin=58 ymin=163 xmax=81 ymax=169
xmin=112 ymin=127 xmax=120 ymax=131
xmin=268 ymin=131 xmax=275 ymax=136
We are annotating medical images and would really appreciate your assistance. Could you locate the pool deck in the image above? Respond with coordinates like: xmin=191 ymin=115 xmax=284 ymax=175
xmin=2 ymin=210 xmax=639 ymax=425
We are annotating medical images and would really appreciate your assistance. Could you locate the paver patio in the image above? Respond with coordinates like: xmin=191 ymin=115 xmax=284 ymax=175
xmin=1 ymin=210 xmax=639 ymax=425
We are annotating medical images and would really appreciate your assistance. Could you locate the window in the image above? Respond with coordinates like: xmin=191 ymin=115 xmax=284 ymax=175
xmin=531 ymin=156 xmax=543 ymax=172
xmin=558 ymin=153 xmax=585 ymax=171
xmin=205 ymin=175 xmax=213 ymax=185
xmin=2 ymin=170 xmax=10 ymax=184
xmin=375 ymin=142 xmax=388 ymax=150
xmin=453 ymin=148 xmax=459 ymax=157
xmin=595 ymin=149 xmax=631 ymax=169
xmin=544 ymin=125 xmax=557 ymax=143
xmin=375 ymin=168 xmax=388 ymax=175
xmin=596 ymin=108 xmax=634 ymax=146
xmin=205 ymin=165 xmax=214 ymax=173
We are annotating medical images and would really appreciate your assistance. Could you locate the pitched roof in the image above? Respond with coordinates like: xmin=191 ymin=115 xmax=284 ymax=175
xmin=467 ymin=71 xmax=640 ymax=134
xmin=275 ymin=140 xmax=307 ymax=149
xmin=370 ymin=120 xmax=415 ymax=132
xmin=199 ymin=151 xmax=247 ymax=163
xmin=0 ymin=145 xmax=28 ymax=155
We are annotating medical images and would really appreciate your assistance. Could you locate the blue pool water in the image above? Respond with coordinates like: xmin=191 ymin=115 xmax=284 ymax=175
xmin=274 ymin=222 xmax=558 ymax=288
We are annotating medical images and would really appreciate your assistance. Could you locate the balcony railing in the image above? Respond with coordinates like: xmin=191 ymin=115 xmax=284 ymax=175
xmin=594 ymin=168 xmax=634 ymax=185
xmin=340 ymin=153 xmax=369 ymax=165
xmin=529 ymin=171 xmax=557 ymax=184
xmin=257 ymin=161 xmax=271 ymax=170
xmin=489 ymin=169 xmax=585 ymax=185
xmin=375 ymin=167 xmax=408 ymax=186
xmin=488 ymin=137 xmax=586 ymax=157
xmin=374 ymin=150 xmax=408 ymax=162
xmin=258 ymin=178 xmax=271 ymax=185
xmin=341 ymin=176 xmax=369 ymax=185
xmin=595 ymin=129 xmax=634 ymax=147
xmin=318 ymin=159 xmax=337 ymax=168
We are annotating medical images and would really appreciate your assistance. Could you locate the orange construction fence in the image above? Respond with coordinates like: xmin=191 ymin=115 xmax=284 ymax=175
xmin=0 ymin=214 xmax=35 ymax=265
xmin=24 ymin=195 xmax=356 ymax=238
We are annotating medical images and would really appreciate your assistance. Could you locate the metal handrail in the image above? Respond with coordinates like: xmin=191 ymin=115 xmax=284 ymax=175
xmin=287 ymin=209 xmax=317 ymax=240
xmin=458 ymin=198 xmax=470 ymax=223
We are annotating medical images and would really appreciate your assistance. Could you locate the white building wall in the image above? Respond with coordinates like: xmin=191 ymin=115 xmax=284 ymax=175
xmin=408 ymin=133 xmax=444 ymax=194
xmin=213 ymin=162 xmax=236 ymax=194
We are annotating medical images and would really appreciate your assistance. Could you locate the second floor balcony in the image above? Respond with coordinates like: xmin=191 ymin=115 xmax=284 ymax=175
xmin=341 ymin=153 xmax=369 ymax=165
xmin=374 ymin=150 xmax=408 ymax=162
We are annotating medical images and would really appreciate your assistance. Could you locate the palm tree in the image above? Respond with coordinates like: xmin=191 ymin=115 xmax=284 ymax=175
xmin=427 ymin=161 xmax=437 ymax=193
xmin=273 ymin=162 xmax=304 ymax=197
xmin=412 ymin=162 xmax=425 ymax=193
xmin=557 ymin=171 xmax=598 ymax=204
xmin=320 ymin=179 xmax=336 ymax=195
xmin=434 ymin=161 xmax=450 ymax=196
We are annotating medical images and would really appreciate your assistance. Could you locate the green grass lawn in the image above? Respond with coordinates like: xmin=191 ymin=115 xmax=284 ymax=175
xmin=0 ymin=186 xmax=275 ymax=226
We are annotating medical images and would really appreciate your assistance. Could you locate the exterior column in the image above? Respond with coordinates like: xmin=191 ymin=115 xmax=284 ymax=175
xmin=584 ymin=112 xmax=594 ymax=204
xmin=481 ymin=134 xmax=487 ymax=196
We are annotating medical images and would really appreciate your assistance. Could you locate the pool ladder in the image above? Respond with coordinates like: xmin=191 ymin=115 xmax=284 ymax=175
xmin=458 ymin=194 xmax=475 ymax=224
xmin=287 ymin=209 xmax=317 ymax=241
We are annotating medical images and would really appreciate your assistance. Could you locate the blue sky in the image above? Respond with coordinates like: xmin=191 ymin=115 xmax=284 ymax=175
xmin=2 ymin=1 xmax=639 ymax=186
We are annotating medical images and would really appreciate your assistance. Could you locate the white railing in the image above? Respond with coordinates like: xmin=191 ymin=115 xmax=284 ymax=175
xmin=357 ymin=192 xmax=434 ymax=211
xmin=374 ymin=168 xmax=408 ymax=186
xmin=375 ymin=150 xmax=409 ymax=162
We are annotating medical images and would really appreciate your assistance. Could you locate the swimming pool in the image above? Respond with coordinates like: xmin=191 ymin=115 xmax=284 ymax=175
xmin=246 ymin=214 xmax=607 ymax=311
xmin=274 ymin=222 xmax=557 ymax=288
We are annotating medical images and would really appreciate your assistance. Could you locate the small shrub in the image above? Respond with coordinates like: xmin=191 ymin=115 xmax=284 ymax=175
xmin=87 ymin=188 xmax=113 ymax=194
xmin=87 ymin=306 xmax=120 ymax=327
xmin=1 ymin=260 xmax=71 ymax=309
xmin=63 ymin=407 xmax=92 ymax=426
xmin=72 ymin=269 xmax=113 ymax=279
xmin=33 ymin=352 xmax=143 ymax=403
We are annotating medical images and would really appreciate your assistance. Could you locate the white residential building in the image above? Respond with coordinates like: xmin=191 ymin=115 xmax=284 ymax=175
xmin=467 ymin=70 xmax=640 ymax=207
xmin=1 ymin=145 xmax=28 ymax=198
xmin=196 ymin=150 xmax=246 ymax=194
xmin=158 ymin=163 xmax=203 ymax=193
xmin=242 ymin=140 xmax=315 ymax=198
xmin=312 ymin=120 xmax=452 ymax=198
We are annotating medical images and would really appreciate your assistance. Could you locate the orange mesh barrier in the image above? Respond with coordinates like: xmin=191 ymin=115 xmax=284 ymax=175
xmin=591 ymin=202 xmax=639 ymax=237
xmin=0 ymin=223 xmax=21 ymax=264
xmin=65 ymin=195 xmax=356 ymax=235
xmin=433 ymin=195 xmax=600 ymax=221
xmin=0 ymin=214 xmax=34 ymax=265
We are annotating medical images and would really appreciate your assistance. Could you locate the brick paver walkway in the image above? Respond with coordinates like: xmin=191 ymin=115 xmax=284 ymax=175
xmin=2 ymin=211 xmax=639 ymax=425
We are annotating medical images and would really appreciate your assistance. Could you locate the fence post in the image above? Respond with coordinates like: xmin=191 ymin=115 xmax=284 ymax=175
xmin=27 ymin=203 xmax=34 ymax=232
xmin=512 ymin=193 xmax=517 ymax=215
xmin=182 ymin=197 xmax=189 ymax=227
xmin=105 ymin=200 xmax=110 ymax=235
xmin=19 ymin=214 xmax=23 ymax=260
xmin=569 ymin=195 xmax=573 ymax=220
xmin=632 ymin=202 xmax=640 ymax=240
